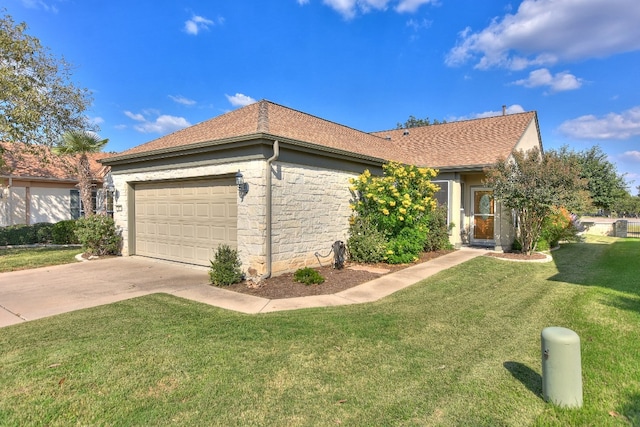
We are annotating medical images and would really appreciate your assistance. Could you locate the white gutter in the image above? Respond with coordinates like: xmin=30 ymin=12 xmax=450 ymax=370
xmin=263 ymin=140 xmax=279 ymax=280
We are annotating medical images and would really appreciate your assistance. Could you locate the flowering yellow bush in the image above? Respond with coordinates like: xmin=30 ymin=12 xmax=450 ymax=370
xmin=349 ymin=162 xmax=438 ymax=237
xmin=348 ymin=162 xmax=440 ymax=263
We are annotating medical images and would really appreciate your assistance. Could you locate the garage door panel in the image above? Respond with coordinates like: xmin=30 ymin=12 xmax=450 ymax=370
xmin=196 ymin=225 xmax=209 ymax=239
xmin=135 ymin=178 xmax=237 ymax=266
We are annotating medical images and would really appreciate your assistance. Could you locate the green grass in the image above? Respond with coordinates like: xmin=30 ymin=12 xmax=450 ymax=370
xmin=0 ymin=237 xmax=638 ymax=426
xmin=0 ymin=247 xmax=80 ymax=272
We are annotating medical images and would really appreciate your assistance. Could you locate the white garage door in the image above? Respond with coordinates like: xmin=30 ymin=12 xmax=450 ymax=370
xmin=134 ymin=178 xmax=237 ymax=266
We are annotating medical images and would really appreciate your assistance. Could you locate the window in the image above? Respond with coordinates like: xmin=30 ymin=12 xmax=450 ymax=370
xmin=432 ymin=180 xmax=449 ymax=207
xmin=432 ymin=180 xmax=451 ymax=225
xmin=70 ymin=189 xmax=80 ymax=219
xmin=70 ymin=189 xmax=113 ymax=218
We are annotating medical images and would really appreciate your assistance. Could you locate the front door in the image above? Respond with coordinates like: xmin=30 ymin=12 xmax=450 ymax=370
xmin=471 ymin=188 xmax=494 ymax=245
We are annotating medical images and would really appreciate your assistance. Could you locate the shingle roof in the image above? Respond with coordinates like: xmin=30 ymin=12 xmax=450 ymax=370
xmin=0 ymin=142 xmax=108 ymax=182
xmin=115 ymin=100 xmax=398 ymax=161
xmin=109 ymin=100 xmax=539 ymax=169
xmin=372 ymin=111 xmax=538 ymax=168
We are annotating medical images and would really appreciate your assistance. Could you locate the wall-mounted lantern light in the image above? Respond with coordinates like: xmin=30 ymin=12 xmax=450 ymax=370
xmin=235 ymin=170 xmax=249 ymax=199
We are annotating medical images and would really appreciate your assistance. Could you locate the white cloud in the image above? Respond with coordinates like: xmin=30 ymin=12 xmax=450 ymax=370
xmin=406 ymin=18 xmax=432 ymax=31
xmin=124 ymin=110 xmax=191 ymax=134
xmin=445 ymin=0 xmax=640 ymax=70
xmin=621 ymin=151 xmax=640 ymax=162
xmin=319 ymin=0 xmax=435 ymax=19
xmin=184 ymin=15 xmax=215 ymax=35
xmin=474 ymin=104 xmax=525 ymax=119
xmin=225 ymin=93 xmax=257 ymax=107
xmin=124 ymin=111 xmax=146 ymax=122
xmin=512 ymin=68 xmax=583 ymax=93
xmin=89 ymin=116 xmax=105 ymax=126
xmin=558 ymin=107 xmax=640 ymax=140
xmin=395 ymin=0 xmax=434 ymax=13
xmin=297 ymin=0 xmax=310 ymax=4
xmin=448 ymin=104 xmax=526 ymax=122
xmin=169 ymin=95 xmax=197 ymax=106
xmin=20 ymin=0 xmax=59 ymax=13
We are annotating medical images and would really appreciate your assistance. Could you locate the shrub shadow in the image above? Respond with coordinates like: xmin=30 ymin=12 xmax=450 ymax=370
xmin=503 ymin=361 xmax=543 ymax=400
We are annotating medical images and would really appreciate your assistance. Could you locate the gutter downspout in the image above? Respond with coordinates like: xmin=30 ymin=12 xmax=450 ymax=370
xmin=263 ymin=140 xmax=279 ymax=280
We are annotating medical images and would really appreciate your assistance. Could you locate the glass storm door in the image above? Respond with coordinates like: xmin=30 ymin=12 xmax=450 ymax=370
xmin=472 ymin=189 xmax=494 ymax=244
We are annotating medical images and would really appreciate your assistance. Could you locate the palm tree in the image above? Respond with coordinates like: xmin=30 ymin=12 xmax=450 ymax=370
xmin=55 ymin=130 xmax=108 ymax=218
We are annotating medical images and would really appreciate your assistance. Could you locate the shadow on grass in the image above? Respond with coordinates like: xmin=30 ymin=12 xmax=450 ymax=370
xmin=503 ymin=361 xmax=543 ymax=400
xmin=549 ymin=239 xmax=640 ymax=314
xmin=618 ymin=392 xmax=640 ymax=426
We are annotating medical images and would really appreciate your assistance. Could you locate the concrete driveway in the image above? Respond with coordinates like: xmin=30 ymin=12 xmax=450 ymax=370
xmin=0 ymin=248 xmax=484 ymax=328
xmin=0 ymin=256 xmax=269 ymax=327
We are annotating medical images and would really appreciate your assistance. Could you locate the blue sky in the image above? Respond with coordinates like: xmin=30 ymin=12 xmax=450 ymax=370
xmin=6 ymin=0 xmax=640 ymax=189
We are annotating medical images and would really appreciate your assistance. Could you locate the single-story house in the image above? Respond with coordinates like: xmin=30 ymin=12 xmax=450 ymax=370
xmin=0 ymin=142 xmax=111 ymax=226
xmin=101 ymin=100 xmax=542 ymax=276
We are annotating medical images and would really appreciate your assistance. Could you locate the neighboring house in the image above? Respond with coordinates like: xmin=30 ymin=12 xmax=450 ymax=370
xmin=0 ymin=142 xmax=111 ymax=227
xmin=101 ymin=100 xmax=542 ymax=275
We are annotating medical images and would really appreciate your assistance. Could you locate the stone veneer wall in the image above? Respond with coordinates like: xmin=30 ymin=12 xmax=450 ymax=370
xmin=269 ymin=161 xmax=356 ymax=274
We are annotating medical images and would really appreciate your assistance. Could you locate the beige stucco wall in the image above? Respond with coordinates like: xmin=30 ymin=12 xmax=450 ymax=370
xmin=1 ymin=181 xmax=76 ymax=227
xmin=30 ymin=187 xmax=72 ymax=224
xmin=513 ymin=120 xmax=541 ymax=153
xmin=0 ymin=187 xmax=26 ymax=226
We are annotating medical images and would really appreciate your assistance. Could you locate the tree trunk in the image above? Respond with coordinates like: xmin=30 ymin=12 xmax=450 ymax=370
xmin=78 ymin=154 xmax=93 ymax=217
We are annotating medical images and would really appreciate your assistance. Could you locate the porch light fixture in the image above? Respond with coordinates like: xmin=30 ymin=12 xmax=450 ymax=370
xmin=235 ymin=171 xmax=249 ymax=199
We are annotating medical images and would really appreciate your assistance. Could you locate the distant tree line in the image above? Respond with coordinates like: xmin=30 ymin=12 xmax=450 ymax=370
xmin=396 ymin=115 xmax=447 ymax=129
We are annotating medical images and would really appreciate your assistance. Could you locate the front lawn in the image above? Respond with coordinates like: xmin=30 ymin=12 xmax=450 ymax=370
xmin=0 ymin=246 xmax=80 ymax=272
xmin=0 ymin=237 xmax=638 ymax=426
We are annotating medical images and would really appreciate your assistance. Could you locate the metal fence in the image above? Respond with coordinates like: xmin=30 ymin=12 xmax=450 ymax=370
xmin=628 ymin=222 xmax=640 ymax=237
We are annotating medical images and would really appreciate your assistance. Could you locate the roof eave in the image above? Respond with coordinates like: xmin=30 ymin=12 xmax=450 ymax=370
xmin=100 ymin=132 xmax=387 ymax=167
xmin=432 ymin=164 xmax=495 ymax=173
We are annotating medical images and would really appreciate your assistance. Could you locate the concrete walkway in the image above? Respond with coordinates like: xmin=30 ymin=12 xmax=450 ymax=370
xmin=0 ymin=248 xmax=483 ymax=328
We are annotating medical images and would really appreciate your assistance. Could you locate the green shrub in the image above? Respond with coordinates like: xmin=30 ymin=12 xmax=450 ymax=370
xmin=52 ymin=220 xmax=79 ymax=244
xmin=75 ymin=215 xmax=121 ymax=256
xmin=0 ymin=223 xmax=55 ymax=245
xmin=34 ymin=223 xmax=54 ymax=243
xmin=385 ymin=227 xmax=426 ymax=264
xmin=540 ymin=207 xmax=579 ymax=248
xmin=209 ymin=244 xmax=244 ymax=286
xmin=424 ymin=205 xmax=454 ymax=252
xmin=347 ymin=216 xmax=387 ymax=263
xmin=294 ymin=267 xmax=325 ymax=285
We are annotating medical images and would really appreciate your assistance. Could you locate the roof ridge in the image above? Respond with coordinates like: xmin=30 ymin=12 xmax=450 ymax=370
xmin=372 ymin=110 xmax=537 ymax=134
xmin=261 ymin=99 xmax=389 ymax=142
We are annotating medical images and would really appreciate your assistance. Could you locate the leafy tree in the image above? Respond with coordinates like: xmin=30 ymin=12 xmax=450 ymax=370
xmin=612 ymin=191 xmax=640 ymax=217
xmin=0 ymin=11 xmax=94 ymax=146
xmin=484 ymin=147 xmax=587 ymax=255
xmin=557 ymin=146 xmax=627 ymax=213
xmin=54 ymin=130 xmax=108 ymax=217
xmin=396 ymin=115 xmax=446 ymax=129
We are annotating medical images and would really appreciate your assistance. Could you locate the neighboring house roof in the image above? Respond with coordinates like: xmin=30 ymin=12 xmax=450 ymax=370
xmin=0 ymin=142 xmax=109 ymax=183
xmin=105 ymin=100 xmax=540 ymax=170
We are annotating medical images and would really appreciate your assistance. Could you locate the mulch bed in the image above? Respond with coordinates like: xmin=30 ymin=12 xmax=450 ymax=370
xmin=484 ymin=251 xmax=549 ymax=261
xmin=224 ymin=250 xmax=453 ymax=300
